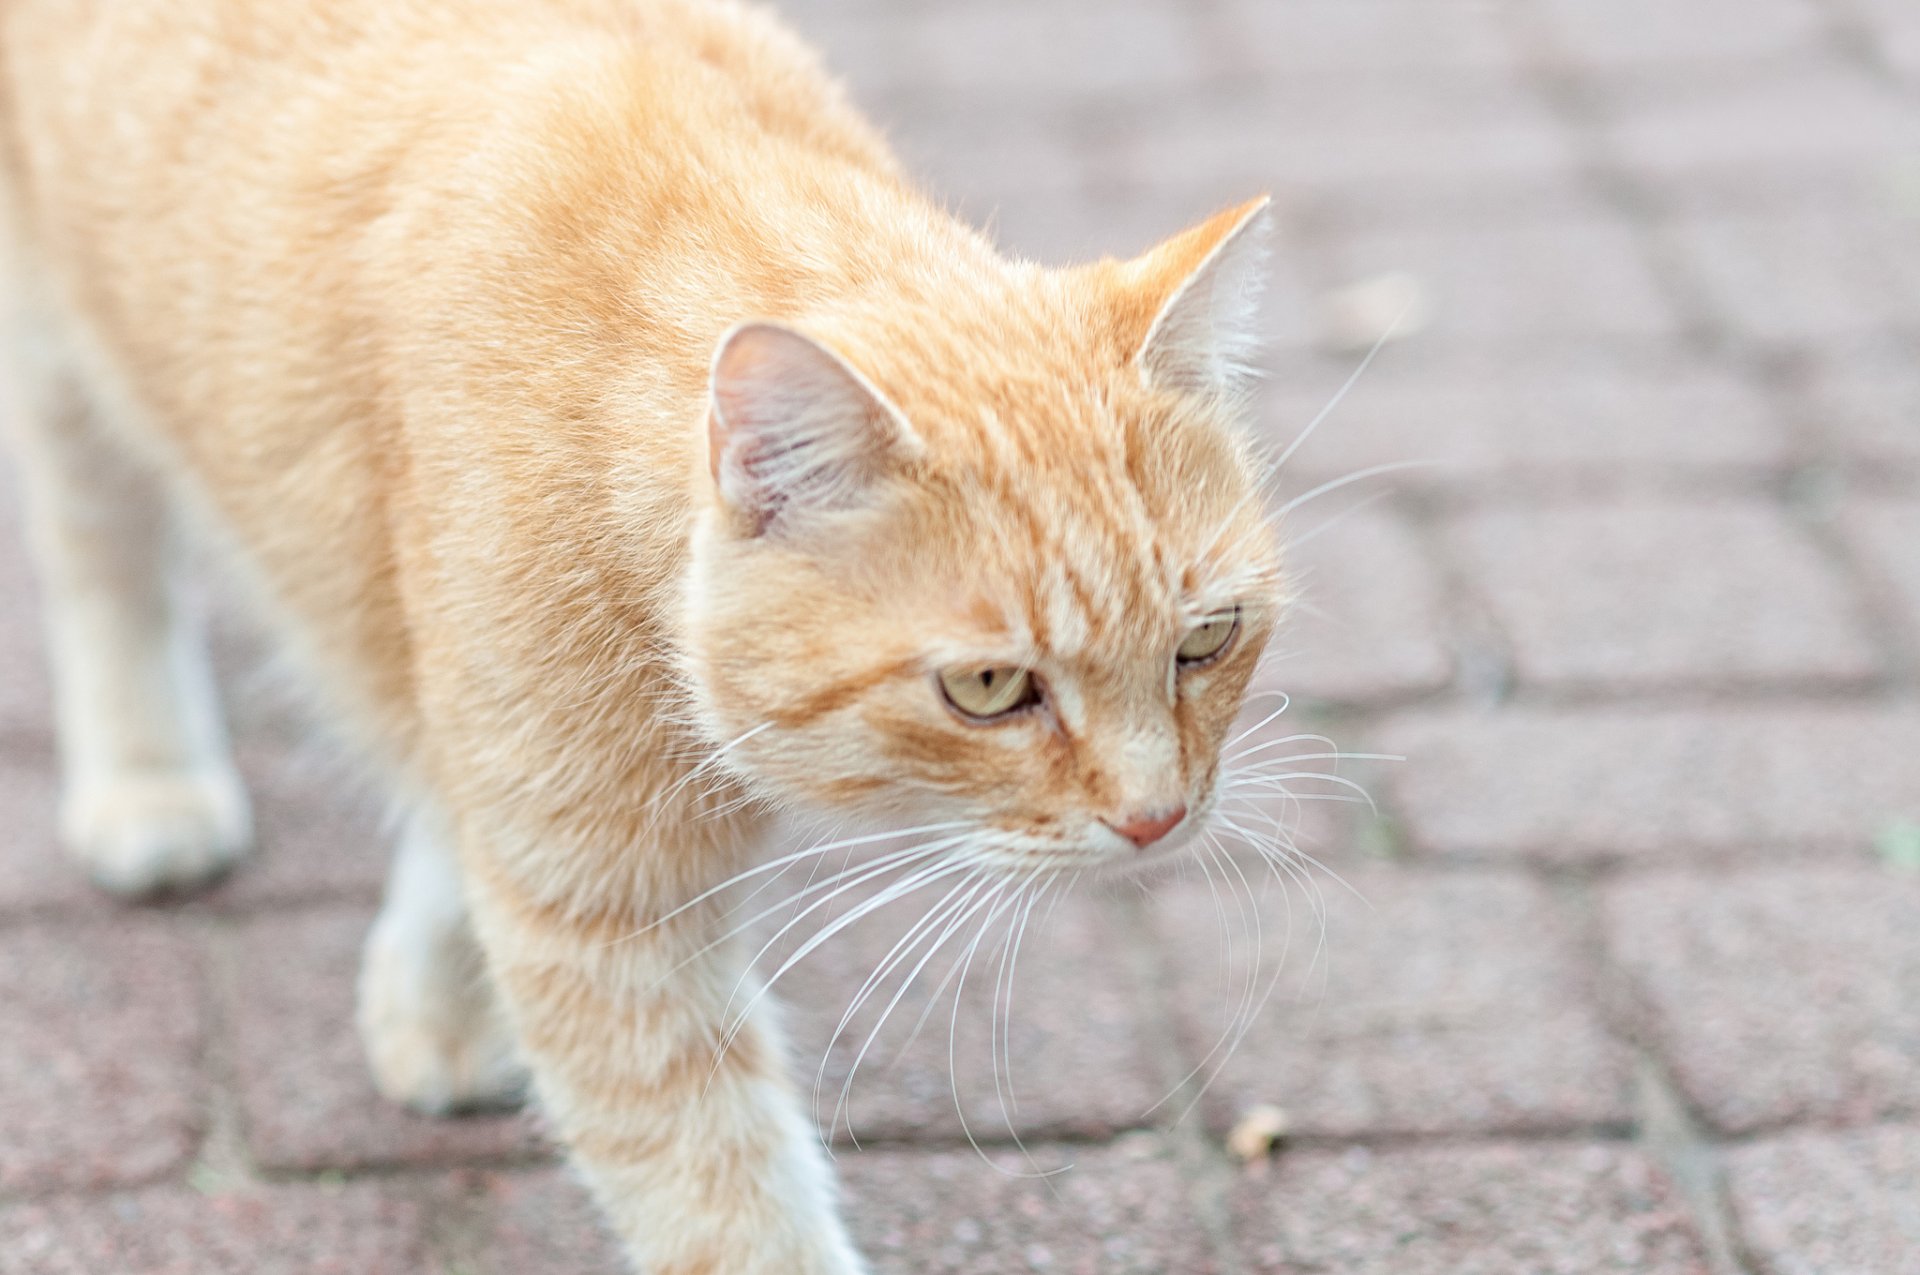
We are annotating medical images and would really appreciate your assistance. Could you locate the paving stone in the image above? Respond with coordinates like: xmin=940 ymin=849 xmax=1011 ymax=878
xmin=202 ymin=744 xmax=390 ymax=910
xmin=768 ymin=888 xmax=1168 ymax=1144
xmin=842 ymin=1137 xmax=1223 ymax=1275
xmin=1098 ymin=74 xmax=1588 ymax=224
xmin=229 ymin=906 xmax=543 ymax=1171
xmin=1313 ymin=216 xmax=1684 ymax=349
xmin=1724 ymin=1124 xmax=1920 ymax=1274
xmin=0 ymin=747 xmax=89 ymax=914
xmin=1379 ymin=705 xmax=1920 ymax=864
xmin=0 ymin=511 xmax=52 ymax=741
xmin=1153 ymin=869 xmax=1629 ymax=1139
xmin=1596 ymin=61 xmax=1920 ymax=192
xmin=0 ymin=921 xmax=204 ymax=1193
xmin=1214 ymin=0 xmax=1520 ymax=75
xmin=1527 ymin=0 xmax=1832 ymax=69
xmin=1849 ymin=0 xmax=1920 ymax=81
xmin=1840 ymin=495 xmax=1920 ymax=661
xmin=0 ymin=1182 xmax=427 ymax=1275
xmin=453 ymin=1168 xmax=622 ymax=1275
xmin=1261 ymin=348 xmax=1794 ymax=493
xmin=1657 ymin=199 xmax=1920 ymax=346
xmin=1450 ymin=499 xmax=1880 ymax=693
xmin=1233 ymin=1142 xmax=1709 ymax=1274
xmin=1259 ymin=505 xmax=1452 ymax=706
xmin=1796 ymin=342 xmax=1920 ymax=471
xmin=1604 ymin=868 xmax=1920 ymax=1134
xmin=890 ymin=1 xmax=1210 ymax=103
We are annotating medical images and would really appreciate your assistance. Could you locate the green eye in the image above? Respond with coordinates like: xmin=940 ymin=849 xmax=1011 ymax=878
xmin=938 ymin=666 xmax=1038 ymax=719
xmin=1177 ymin=612 xmax=1239 ymax=665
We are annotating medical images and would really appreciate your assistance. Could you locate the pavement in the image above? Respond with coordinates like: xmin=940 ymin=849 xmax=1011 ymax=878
xmin=3 ymin=0 xmax=1919 ymax=1271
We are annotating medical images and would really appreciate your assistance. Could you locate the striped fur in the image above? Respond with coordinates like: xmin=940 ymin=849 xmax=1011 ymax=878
xmin=0 ymin=1 xmax=1282 ymax=1270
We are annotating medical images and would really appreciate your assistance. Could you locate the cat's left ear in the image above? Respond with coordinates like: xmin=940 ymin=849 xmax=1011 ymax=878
xmin=707 ymin=321 xmax=920 ymax=536
xmin=1120 ymin=196 xmax=1272 ymax=397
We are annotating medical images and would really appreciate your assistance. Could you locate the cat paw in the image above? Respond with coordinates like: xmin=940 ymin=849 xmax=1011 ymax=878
xmin=61 ymin=769 xmax=251 ymax=898
xmin=357 ymin=932 xmax=528 ymax=1117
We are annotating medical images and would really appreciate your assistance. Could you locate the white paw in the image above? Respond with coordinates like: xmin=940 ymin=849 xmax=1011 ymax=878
xmin=61 ymin=769 xmax=251 ymax=898
xmin=357 ymin=923 xmax=527 ymax=1116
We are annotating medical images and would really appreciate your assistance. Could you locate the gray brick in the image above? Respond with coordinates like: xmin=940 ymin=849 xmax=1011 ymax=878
xmin=0 ymin=1182 xmax=426 ymax=1275
xmin=1153 ymin=870 xmax=1630 ymax=1139
xmin=1527 ymin=0 xmax=1832 ymax=69
xmin=1450 ymin=499 xmax=1880 ymax=693
xmin=1259 ymin=505 xmax=1452 ymax=706
xmin=1098 ymin=75 xmax=1588 ymax=224
xmin=454 ymin=1168 xmax=622 ymax=1275
xmin=1604 ymin=868 xmax=1920 ymax=1133
xmin=1657 ymin=199 xmax=1920 ymax=346
xmin=1841 ymin=495 xmax=1920 ymax=658
xmin=1315 ymin=216 xmax=1684 ymax=348
xmin=1233 ymin=1142 xmax=1709 ymax=1274
xmin=0 ymin=922 xmax=204 ymax=1192
xmin=1724 ymin=1124 xmax=1920 ymax=1274
xmin=1379 ymin=705 xmax=1920 ymax=864
xmin=1262 ymin=348 xmax=1794 ymax=493
xmin=0 ymin=509 xmax=52 ymax=741
xmin=1214 ymin=0 xmax=1520 ymax=75
xmin=1598 ymin=61 xmax=1920 ymax=197
xmin=0 ymin=749 xmax=88 ymax=915
xmin=1797 ymin=343 xmax=1920 ymax=471
xmin=842 ymin=1137 xmax=1223 ymax=1275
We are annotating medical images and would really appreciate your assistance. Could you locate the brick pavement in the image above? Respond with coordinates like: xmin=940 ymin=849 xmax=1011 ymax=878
xmin=2 ymin=0 xmax=1918 ymax=1271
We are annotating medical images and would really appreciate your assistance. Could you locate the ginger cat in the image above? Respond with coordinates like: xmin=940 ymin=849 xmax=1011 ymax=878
xmin=0 ymin=0 xmax=1282 ymax=1269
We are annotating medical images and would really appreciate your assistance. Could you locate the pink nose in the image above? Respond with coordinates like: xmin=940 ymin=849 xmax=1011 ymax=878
xmin=1107 ymin=805 xmax=1187 ymax=849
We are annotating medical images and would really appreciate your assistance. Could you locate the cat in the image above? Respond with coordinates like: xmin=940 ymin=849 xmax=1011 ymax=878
xmin=0 ymin=0 xmax=1283 ymax=1270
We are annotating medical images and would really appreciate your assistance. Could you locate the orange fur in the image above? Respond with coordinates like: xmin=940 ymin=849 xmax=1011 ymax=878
xmin=0 ymin=1 xmax=1282 ymax=1269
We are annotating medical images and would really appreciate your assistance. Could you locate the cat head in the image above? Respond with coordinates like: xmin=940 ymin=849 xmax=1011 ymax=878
xmin=684 ymin=199 xmax=1283 ymax=873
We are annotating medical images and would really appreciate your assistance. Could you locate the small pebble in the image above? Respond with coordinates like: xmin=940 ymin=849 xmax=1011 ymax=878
xmin=1226 ymin=1103 xmax=1291 ymax=1162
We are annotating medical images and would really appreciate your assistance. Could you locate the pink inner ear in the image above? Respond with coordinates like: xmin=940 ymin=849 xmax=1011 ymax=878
xmin=707 ymin=322 xmax=913 ymax=534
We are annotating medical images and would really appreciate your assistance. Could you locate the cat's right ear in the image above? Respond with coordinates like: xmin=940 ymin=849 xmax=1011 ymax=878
xmin=707 ymin=322 xmax=920 ymax=536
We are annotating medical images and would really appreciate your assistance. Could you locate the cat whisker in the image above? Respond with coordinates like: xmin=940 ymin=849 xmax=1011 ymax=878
xmin=944 ymin=877 xmax=1066 ymax=1179
xmin=1283 ymin=487 xmax=1393 ymax=553
xmin=1222 ymin=733 xmax=1337 ymax=763
xmin=715 ymin=849 xmax=992 ymax=1064
xmin=643 ymin=837 xmax=968 ymax=1001
xmin=1223 ymin=693 xmax=1293 ymax=748
xmin=1272 ymin=459 xmax=1436 ymax=524
xmin=825 ymin=873 xmax=1013 ymax=1149
xmin=814 ymin=867 xmax=997 ymax=1135
xmin=619 ymin=818 xmax=974 ymax=940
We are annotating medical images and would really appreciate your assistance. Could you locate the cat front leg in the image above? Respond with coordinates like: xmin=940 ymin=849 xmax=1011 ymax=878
xmin=358 ymin=806 xmax=527 ymax=1114
xmin=461 ymin=842 xmax=866 ymax=1275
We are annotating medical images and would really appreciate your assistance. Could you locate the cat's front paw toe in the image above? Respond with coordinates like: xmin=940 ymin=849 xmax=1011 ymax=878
xmin=61 ymin=770 xmax=251 ymax=898
xmin=357 ymin=938 xmax=528 ymax=1117
xmin=361 ymin=1008 xmax=528 ymax=1116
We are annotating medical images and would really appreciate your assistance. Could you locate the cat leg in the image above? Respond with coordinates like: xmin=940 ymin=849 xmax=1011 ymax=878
xmin=358 ymin=807 xmax=527 ymax=1114
xmin=463 ymin=843 xmax=865 ymax=1275
xmin=6 ymin=356 xmax=249 ymax=896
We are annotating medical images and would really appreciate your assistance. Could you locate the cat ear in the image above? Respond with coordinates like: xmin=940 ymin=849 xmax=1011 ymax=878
xmin=1126 ymin=197 xmax=1272 ymax=397
xmin=707 ymin=322 xmax=918 ymax=535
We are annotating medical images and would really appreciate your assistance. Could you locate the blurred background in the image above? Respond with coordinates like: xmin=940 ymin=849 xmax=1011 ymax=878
xmin=3 ymin=1 xmax=1919 ymax=1272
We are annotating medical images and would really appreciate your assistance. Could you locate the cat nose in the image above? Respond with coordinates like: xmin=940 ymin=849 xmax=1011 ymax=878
xmin=1106 ymin=805 xmax=1187 ymax=849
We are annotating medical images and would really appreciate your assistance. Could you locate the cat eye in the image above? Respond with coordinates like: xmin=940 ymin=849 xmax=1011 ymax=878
xmin=1176 ymin=611 xmax=1240 ymax=666
xmin=938 ymin=666 xmax=1040 ymax=720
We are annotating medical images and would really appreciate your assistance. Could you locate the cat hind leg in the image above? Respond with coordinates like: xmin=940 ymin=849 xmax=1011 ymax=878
xmin=6 ymin=335 xmax=249 ymax=896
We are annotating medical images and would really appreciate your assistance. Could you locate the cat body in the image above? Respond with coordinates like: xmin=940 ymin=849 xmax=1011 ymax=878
xmin=0 ymin=1 xmax=1281 ymax=1270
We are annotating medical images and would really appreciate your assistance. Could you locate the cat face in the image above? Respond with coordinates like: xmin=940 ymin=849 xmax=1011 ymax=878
xmin=686 ymin=201 xmax=1281 ymax=872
